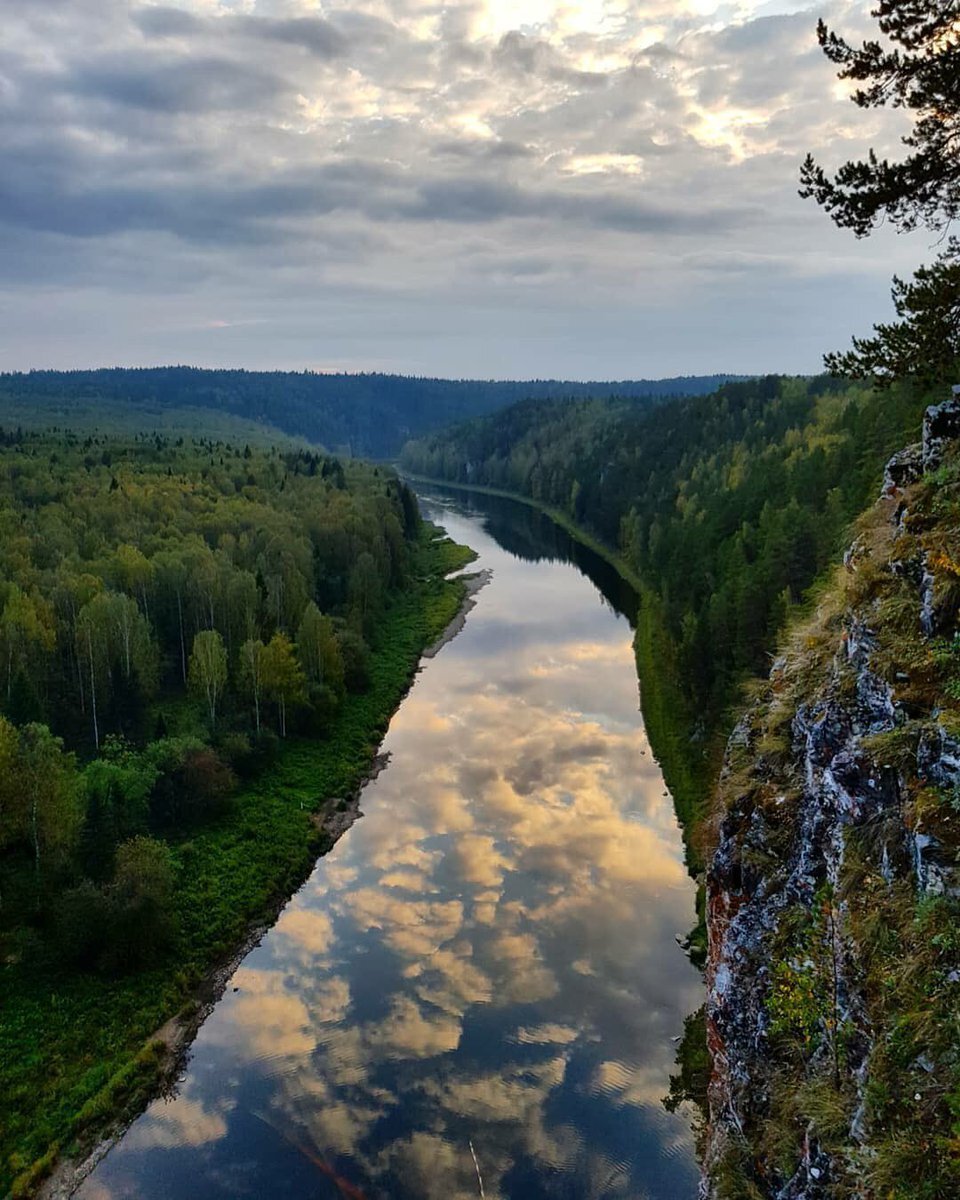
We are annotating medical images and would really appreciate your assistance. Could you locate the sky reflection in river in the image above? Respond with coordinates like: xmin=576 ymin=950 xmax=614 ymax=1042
xmin=80 ymin=493 xmax=703 ymax=1200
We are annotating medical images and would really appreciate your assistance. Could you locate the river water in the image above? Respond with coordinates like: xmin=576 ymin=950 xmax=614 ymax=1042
xmin=79 ymin=489 xmax=703 ymax=1200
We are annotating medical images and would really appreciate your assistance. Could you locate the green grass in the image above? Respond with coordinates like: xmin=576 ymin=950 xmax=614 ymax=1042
xmin=0 ymin=525 xmax=474 ymax=1197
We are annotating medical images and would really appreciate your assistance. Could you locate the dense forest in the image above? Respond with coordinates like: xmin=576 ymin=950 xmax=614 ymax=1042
xmin=0 ymin=429 xmax=473 ymax=1195
xmin=0 ymin=427 xmax=423 ymax=956
xmin=401 ymin=375 xmax=933 ymax=741
xmin=0 ymin=368 xmax=745 ymax=459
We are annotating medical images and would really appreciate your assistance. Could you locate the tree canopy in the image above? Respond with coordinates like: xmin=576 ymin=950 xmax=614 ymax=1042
xmin=824 ymin=241 xmax=960 ymax=384
xmin=799 ymin=1 xmax=960 ymax=235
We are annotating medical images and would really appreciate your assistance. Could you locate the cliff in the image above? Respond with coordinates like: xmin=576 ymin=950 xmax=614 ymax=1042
xmin=702 ymin=396 xmax=960 ymax=1199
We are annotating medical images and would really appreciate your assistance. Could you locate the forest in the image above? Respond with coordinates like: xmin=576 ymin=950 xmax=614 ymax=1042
xmin=0 ymin=428 xmax=473 ymax=1194
xmin=400 ymin=374 xmax=935 ymax=766
xmin=0 ymin=368 xmax=744 ymax=460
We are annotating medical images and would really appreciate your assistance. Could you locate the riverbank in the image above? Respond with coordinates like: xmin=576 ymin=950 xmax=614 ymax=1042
xmin=2 ymin=526 xmax=477 ymax=1200
xmin=402 ymin=473 xmax=646 ymax=592
xmin=403 ymin=474 xmax=718 ymax=860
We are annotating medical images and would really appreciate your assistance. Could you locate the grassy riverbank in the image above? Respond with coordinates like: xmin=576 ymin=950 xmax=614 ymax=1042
xmin=1 ymin=526 xmax=475 ymax=1199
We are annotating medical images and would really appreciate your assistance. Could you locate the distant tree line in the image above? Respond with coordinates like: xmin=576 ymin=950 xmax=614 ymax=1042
xmin=0 ymin=368 xmax=746 ymax=459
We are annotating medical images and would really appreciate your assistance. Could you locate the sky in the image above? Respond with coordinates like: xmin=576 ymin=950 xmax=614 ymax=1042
xmin=0 ymin=0 xmax=939 ymax=378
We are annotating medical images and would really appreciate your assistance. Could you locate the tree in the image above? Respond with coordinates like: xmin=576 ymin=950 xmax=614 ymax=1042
xmin=824 ymin=244 xmax=960 ymax=383
xmin=19 ymin=723 xmax=80 ymax=906
xmin=77 ymin=593 xmax=112 ymax=749
xmin=296 ymin=601 xmax=343 ymax=691
xmin=0 ymin=585 xmax=55 ymax=702
xmin=799 ymin=2 xmax=960 ymax=235
xmin=80 ymin=740 xmax=158 ymax=879
xmin=103 ymin=592 xmax=155 ymax=685
xmin=348 ymin=551 xmax=383 ymax=634
xmin=0 ymin=715 xmax=20 ymax=910
xmin=111 ymin=544 xmax=154 ymax=619
xmin=239 ymin=637 xmax=266 ymax=734
xmin=153 ymin=551 xmax=189 ymax=683
xmin=188 ymin=630 xmax=228 ymax=728
xmin=260 ymin=631 xmax=305 ymax=737
xmin=106 ymin=836 xmax=176 ymax=971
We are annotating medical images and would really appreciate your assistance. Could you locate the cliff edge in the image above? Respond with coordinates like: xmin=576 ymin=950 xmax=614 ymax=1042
xmin=702 ymin=396 xmax=960 ymax=1199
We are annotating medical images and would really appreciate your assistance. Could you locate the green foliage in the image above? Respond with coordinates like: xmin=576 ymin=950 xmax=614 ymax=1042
xmin=188 ymin=630 xmax=228 ymax=729
xmin=799 ymin=3 xmax=960 ymax=237
xmin=0 ymin=367 xmax=743 ymax=459
xmin=824 ymin=241 xmax=960 ymax=386
xmin=402 ymin=374 xmax=931 ymax=731
xmin=0 ymin=522 xmax=471 ymax=1193
xmin=663 ymin=1005 xmax=710 ymax=1127
xmin=931 ymin=632 xmax=960 ymax=700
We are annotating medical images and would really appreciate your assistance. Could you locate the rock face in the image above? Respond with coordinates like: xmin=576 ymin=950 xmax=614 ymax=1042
xmin=700 ymin=396 xmax=960 ymax=1199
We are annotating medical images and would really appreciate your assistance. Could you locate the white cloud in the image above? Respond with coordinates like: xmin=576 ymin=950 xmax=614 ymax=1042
xmin=0 ymin=0 xmax=926 ymax=374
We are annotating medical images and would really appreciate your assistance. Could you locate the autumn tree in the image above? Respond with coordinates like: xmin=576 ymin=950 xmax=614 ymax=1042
xmin=188 ymin=630 xmax=228 ymax=728
xmin=111 ymin=544 xmax=154 ymax=619
xmin=0 ymin=585 xmax=55 ymax=702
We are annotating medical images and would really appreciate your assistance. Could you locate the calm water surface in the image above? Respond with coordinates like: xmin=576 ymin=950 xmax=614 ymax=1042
xmin=80 ymin=490 xmax=703 ymax=1200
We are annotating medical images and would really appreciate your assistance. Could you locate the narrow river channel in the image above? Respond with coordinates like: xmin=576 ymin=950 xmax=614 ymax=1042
xmin=79 ymin=488 xmax=703 ymax=1200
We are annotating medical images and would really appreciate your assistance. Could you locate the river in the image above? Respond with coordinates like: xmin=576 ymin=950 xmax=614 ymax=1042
xmin=78 ymin=488 xmax=703 ymax=1200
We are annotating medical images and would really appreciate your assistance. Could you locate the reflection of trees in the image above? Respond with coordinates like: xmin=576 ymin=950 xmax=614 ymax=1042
xmin=420 ymin=489 xmax=637 ymax=623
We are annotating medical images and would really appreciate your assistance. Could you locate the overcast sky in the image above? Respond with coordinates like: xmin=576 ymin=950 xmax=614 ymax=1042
xmin=0 ymin=0 xmax=938 ymax=378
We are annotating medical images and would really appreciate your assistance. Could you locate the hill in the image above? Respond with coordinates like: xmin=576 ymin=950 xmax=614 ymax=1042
xmin=0 ymin=368 xmax=744 ymax=459
xmin=400 ymin=375 xmax=935 ymax=850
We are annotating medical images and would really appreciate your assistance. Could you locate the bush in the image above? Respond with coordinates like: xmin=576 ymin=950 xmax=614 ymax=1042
xmin=101 ymin=836 xmax=176 ymax=973
xmin=56 ymin=880 xmax=111 ymax=969
xmin=337 ymin=628 xmax=372 ymax=693
xmin=181 ymin=748 xmax=236 ymax=819
xmin=246 ymin=728 xmax=280 ymax=772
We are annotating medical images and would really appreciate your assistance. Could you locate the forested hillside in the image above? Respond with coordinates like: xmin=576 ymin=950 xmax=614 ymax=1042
xmin=0 ymin=368 xmax=744 ymax=459
xmin=401 ymin=375 xmax=932 ymax=756
xmin=0 ymin=428 xmax=472 ymax=1195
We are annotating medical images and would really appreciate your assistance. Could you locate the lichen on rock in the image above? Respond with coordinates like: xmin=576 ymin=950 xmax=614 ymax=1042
xmin=701 ymin=395 xmax=960 ymax=1199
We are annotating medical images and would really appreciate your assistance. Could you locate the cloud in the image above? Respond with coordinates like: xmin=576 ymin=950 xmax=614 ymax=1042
xmin=76 ymin=517 xmax=708 ymax=1198
xmin=0 ymin=0 xmax=929 ymax=382
xmin=68 ymin=53 xmax=288 ymax=114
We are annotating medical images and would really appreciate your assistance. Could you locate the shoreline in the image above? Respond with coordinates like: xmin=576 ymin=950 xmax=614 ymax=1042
xmin=423 ymin=569 xmax=492 ymax=658
xmin=22 ymin=534 xmax=483 ymax=1200
xmin=402 ymin=472 xmax=645 ymax=593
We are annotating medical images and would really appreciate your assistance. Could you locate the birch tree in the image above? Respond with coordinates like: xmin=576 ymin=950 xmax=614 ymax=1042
xmin=188 ymin=630 xmax=228 ymax=729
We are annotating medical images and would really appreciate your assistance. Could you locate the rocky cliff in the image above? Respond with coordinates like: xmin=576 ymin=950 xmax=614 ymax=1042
xmin=702 ymin=397 xmax=960 ymax=1199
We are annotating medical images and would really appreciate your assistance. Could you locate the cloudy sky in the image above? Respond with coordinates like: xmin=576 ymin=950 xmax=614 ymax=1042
xmin=0 ymin=0 xmax=935 ymax=377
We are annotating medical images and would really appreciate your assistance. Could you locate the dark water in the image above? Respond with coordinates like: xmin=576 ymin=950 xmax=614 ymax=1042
xmin=79 ymin=489 xmax=703 ymax=1200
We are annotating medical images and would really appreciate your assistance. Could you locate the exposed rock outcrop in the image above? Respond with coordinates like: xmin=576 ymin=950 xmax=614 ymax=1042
xmin=701 ymin=396 xmax=960 ymax=1199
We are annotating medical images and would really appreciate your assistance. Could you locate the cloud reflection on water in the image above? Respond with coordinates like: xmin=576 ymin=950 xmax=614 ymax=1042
xmin=79 ymin=498 xmax=702 ymax=1200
